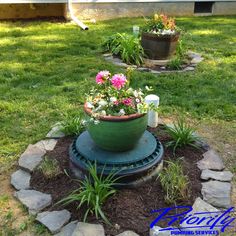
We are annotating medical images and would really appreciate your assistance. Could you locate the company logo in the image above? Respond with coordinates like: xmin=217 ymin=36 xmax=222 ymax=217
xmin=150 ymin=206 xmax=235 ymax=235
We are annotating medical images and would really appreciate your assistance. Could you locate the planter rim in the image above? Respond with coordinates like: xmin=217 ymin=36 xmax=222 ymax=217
xmin=142 ymin=31 xmax=180 ymax=37
xmin=84 ymin=103 xmax=146 ymax=122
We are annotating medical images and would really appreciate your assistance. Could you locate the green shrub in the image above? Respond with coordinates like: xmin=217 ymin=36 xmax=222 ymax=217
xmin=58 ymin=163 xmax=119 ymax=224
xmin=103 ymin=33 xmax=144 ymax=66
xmin=159 ymin=160 xmax=189 ymax=204
xmin=38 ymin=157 xmax=61 ymax=178
xmin=60 ymin=115 xmax=85 ymax=136
xmin=165 ymin=117 xmax=200 ymax=153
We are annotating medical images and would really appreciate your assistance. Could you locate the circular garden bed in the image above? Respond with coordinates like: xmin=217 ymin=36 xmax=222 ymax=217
xmin=30 ymin=125 xmax=204 ymax=236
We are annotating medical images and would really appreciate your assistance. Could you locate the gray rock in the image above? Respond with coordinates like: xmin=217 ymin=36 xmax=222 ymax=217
xmin=14 ymin=190 xmax=52 ymax=215
xmin=197 ymin=149 xmax=225 ymax=171
xmin=201 ymin=181 xmax=231 ymax=208
xmin=46 ymin=124 xmax=65 ymax=138
xmin=11 ymin=169 xmax=31 ymax=190
xmin=184 ymin=66 xmax=195 ymax=71
xmin=36 ymin=210 xmax=71 ymax=234
xmin=116 ymin=231 xmax=139 ymax=236
xmin=72 ymin=222 xmax=105 ymax=236
xmin=137 ymin=67 xmax=150 ymax=72
xmin=180 ymin=198 xmax=218 ymax=236
xmin=19 ymin=144 xmax=46 ymax=172
xmin=150 ymin=226 xmax=180 ymax=236
xmin=201 ymin=169 xmax=233 ymax=182
xmin=103 ymin=53 xmax=112 ymax=57
xmin=191 ymin=57 xmax=203 ymax=64
xmin=194 ymin=139 xmax=210 ymax=151
xmin=187 ymin=51 xmax=202 ymax=58
xmin=150 ymin=70 xmax=161 ymax=74
xmin=55 ymin=221 xmax=78 ymax=236
xmin=35 ymin=139 xmax=57 ymax=151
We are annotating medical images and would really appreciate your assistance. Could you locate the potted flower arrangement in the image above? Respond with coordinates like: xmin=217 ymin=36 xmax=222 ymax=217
xmin=84 ymin=70 xmax=155 ymax=152
xmin=141 ymin=14 xmax=180 ymax=60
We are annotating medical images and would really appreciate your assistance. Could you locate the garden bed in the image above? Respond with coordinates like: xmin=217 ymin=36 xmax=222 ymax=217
xmin=30 ymin=125 xmax=204 ymax=236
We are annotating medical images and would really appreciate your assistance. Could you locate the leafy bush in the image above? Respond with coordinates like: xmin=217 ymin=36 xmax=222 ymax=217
xmin=103 ymin=33 xmax=144 ymax=66
xmin=58 ymin=163 xmax=119 ymax=224
xmin=60 ymin=115 xmax=85 ymax=136
xmin=165 ymin=118 xmax=200 ymax=152
xmin=38 ymin=157 xmax=61 ymax=178
xmin=159 ymin=160 xmax=189 ymax=204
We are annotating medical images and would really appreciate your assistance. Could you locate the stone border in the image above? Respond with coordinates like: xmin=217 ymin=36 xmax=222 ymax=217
xmin=11 ymin=121 xmax=233 ymax=235
xmin=103 ymin=51 xmax=204 ymax=74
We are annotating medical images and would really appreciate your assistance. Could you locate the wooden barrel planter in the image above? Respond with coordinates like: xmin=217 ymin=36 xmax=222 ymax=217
xmin=141 ymin=32 xmax=180 ymax=60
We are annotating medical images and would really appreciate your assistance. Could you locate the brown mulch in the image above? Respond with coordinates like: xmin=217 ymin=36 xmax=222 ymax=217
xmin=30 ymin=125 xmax=204 ymax=236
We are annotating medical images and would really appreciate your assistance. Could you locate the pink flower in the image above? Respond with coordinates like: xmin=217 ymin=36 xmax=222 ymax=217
xmin=111 ymin=74 xmax=127 ymax=90
xmin=123 ymin=98 xmax=133 ymax=106
xmin=96 ymin=70 xmax=110 ymax=84
xmin=113 ymin=101 xmax=119 ymax=106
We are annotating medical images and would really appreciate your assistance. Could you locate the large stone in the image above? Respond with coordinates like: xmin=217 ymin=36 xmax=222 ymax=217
xmin=14 ymin=190 xmax=52 ymax=215
xmin=117 ymin=231 xmax=140 ymax=236
xmin=72 ymin=222 xmax=105 ymax=236
xmin=11 ymin=169 xmax=31 ymax=190
xmin=150 ymin=226 xmax=180 ymax=236
xmin=55 ymin=221 xmax=78 ymax=236
xmin=201 ymin=169 xmax=233 ymax=182
xmin=46 ymin=124 xmax=65 ymax=138
xmin=180 ymin=198 xmax=218 ymax=236
xmin=36 ymin=210 xmax=71 ymax=234
xmin=201 ymin=181 xmax=231 ymax=208
xmin=191 ymin=57 xmax=203 ymax=64
xmin=197 ymin=149 xmax=225 ymax=171
xmin=18 ymin=144 xmax=46 ymax=172
xmin=35 ymin=139 xmax=57 ymax=151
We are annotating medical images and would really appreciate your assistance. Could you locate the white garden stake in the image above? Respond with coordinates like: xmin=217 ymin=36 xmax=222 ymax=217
xmin=133 ymin=26 xmax=140 ymax=37
xmin=145 ymin=94 xmax=160 ymax=128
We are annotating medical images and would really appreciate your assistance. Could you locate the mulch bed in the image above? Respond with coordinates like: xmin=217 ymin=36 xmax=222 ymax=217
xmin=31 ymin=125 xmax=204 ymax=236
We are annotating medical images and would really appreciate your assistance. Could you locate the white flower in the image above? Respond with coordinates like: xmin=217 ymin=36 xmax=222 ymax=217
xmin=98 ymin=100 xmax=108 ymax=106
xmin=133 ymin=90 xmax=139 ymax=97
xmin=110 ymin=97 xmax=117 ymax=103
xmin=86 ymin=102 xmax=94 ymax=109
xmin=94 ymin=120 xmax=100 ymax=125
xmin=118 ymin=109 xmax=125 ymax=116
xmin=127 ymin=88 xmax=134 ymax=94
xmin=100 ymin=110 xmax=106 ymax=116
xmin=81 ymin=119 xmax=87 ymax=125
xmin=135 ymin=98 xmax=140 ymax=103
xmin=145 ymin=85 xmax=153 ymax=91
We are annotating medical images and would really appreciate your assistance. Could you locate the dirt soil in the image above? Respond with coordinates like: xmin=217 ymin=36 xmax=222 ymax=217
xmin=31 ymin=125 xmax=205 ymax=236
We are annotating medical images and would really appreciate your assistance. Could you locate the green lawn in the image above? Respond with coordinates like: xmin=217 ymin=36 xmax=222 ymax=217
xmin=0 ymin=15 xmax=235 ymax=235
xmin=0 ymin=16 xmax=235 ymax=173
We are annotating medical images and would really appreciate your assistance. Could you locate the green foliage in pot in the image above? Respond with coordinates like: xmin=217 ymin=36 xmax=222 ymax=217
xmin=103 ymin=33 xmax=144 ymax=66
xmin=143 ymin=14 xmax=179 ymax=35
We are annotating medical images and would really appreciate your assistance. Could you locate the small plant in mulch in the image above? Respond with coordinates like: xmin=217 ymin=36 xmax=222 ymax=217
xmin=38 ymin=157 xmax=62 ymax=179
xmin=159 ymin=159 xmax=190 ymax=204
xmin=57 ymin=163 xmax=120 ymax=224
xmin=165 ymin=117 xmax=200 ymax=153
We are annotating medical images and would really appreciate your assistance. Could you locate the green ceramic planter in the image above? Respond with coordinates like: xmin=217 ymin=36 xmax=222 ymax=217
xmin=84 ymin=104 xmax=148 ymax=152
